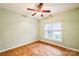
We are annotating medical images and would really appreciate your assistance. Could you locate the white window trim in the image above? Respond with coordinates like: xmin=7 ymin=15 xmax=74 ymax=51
xmin=43 ymin=22 xmax=62 ymax=42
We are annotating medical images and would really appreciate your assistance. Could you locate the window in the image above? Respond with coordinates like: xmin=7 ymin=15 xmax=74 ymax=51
xmin=44 ymin=22 xmax=62 ymax=42
xmin=44 ymin=24 xmax=52 ymax=39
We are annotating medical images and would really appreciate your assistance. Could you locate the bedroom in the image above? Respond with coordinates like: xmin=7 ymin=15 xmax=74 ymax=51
xmin=0 ymin=3 xmax=79 ymax=56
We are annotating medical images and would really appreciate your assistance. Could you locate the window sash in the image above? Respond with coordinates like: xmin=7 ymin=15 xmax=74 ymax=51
xmin=44 ymin=23 xmax=62 ymax=42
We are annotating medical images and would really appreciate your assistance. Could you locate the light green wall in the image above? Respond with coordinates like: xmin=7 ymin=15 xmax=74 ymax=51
xmin=39 ymin=8 xmax=79 ymax=50
xmin=0 ymin=7 xmax=79 ymax=52
xmin=0 ymin=8 xmax=38 ymax=51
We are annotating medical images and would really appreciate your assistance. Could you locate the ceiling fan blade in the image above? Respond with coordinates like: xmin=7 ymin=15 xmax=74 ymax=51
xmin=27 ymin=8 xmax=36 ymax=11
xmin=37 ymin=3 xmax=43 ymax=11
xmin=41 ymin=14 xmax=44 ymax=17
xmin=38 ymin=3 xmax=43 ymax=8
xmin=42 ymin=10 xmax=50 ymax=13
xmin=32 ymin=13 xmax=37 ymax=16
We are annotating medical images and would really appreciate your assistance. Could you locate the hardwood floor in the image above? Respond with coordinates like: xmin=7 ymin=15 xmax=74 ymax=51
xmin=0 ymin=41 xmax=79 ymax=56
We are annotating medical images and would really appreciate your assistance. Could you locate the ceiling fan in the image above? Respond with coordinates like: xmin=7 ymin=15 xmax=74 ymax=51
xmin=27 ymin=3 xmax=51 ymax=17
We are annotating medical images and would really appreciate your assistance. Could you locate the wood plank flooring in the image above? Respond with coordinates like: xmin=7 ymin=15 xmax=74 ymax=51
xmin=0 ymin=41 xmax=79 ymax=56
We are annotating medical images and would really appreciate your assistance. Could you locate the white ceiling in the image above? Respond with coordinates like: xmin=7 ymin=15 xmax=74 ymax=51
xmin=0 ymin=3 xmax=79 ymax=19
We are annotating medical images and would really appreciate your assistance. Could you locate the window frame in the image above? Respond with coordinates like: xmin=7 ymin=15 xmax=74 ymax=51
xmin=43 ymin=22 xmax=62 ymax=43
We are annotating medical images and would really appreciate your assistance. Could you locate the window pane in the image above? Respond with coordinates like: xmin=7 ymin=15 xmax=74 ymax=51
xmin=44 ymin=31 xmax=53 ymax=39
xmin=52 ymin=22 xmax=62 ymax=30
xmin=53 ymin=31 xmax=62 ymax=42
xmin=44 ymin=24 xmax=52 ymax=30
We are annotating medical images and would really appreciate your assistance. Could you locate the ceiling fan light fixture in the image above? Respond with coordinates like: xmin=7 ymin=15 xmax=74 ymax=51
xmin=36 ymin=12 xmax=41 ymax=15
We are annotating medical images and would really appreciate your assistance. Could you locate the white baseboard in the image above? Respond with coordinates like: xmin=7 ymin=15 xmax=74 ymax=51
xmin=0 ymin=39 xmax=38 ymax=53
xmin=0 ymin=39 xmax=79 ymax=53
xmin=39 ymin=39 xmax=79 ymax=52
